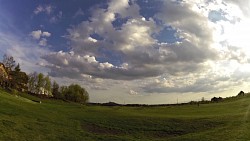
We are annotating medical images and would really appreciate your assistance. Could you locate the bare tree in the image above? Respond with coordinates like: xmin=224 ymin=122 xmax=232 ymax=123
xmin=2 ymin=54 xmax=16 ymax=71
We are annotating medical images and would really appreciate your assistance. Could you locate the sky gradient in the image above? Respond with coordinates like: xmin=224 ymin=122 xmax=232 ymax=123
xmin=1 ymin=0 xmax=250 ymax=104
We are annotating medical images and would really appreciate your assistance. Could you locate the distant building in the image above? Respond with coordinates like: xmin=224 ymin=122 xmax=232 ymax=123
xmin=0 ymin=63 xmax=8 ymax=87
xmin=0 ymin=62 xmax=28 ymax=92
xmin=238 ymin=91 xmax=245 ymax=97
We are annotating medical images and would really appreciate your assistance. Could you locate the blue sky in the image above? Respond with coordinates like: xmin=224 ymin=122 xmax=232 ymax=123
xmin=1 ymin=0 xmax=250 ymax=104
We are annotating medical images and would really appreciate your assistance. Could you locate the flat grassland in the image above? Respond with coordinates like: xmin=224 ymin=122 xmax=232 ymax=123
xmin=1 ymin=88 xmax=250 ymax=141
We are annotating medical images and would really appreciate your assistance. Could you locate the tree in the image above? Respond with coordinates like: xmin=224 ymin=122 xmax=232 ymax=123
xmin=44 ymin=75 xmax=52 ymax=96
xmin=2 ymin=58 xmax=28 ymax=91
xmin=14 ymin=63 xmax=21 ymax=72
xmin=61 ymin=84 xmax=89 ymax=104
xmin=28 ymin=72 xmax=38 ymax=93
xmin=36 ymin=73 xmax=45 ymax=94
xmin=9 ymin=71 xmax=28 ymax=92
xmin=2 ymin=54 xmax=16 ymax=71
xmin=52 ymin=81 xmax=61 ymax=99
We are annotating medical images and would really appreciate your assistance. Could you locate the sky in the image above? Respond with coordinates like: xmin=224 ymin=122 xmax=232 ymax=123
xmin=1 ymin=0 xmax=250 ymax=104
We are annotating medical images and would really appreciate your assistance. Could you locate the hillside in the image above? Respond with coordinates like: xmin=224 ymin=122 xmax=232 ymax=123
xmin=1 ymin=89 xmax=250 ymax=141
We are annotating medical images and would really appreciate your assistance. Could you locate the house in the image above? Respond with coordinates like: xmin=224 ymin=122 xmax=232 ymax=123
xmin=0 ymin=63 xmax=8 ymax=87
xmin=237 ymin=91 xmax=245 ymax=97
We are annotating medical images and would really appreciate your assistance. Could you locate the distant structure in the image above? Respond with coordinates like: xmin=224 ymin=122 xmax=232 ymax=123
xmin=0 ymin=63 xmax=9 ymax=87
xmin=211 ymin=97 xmax=223 ymax=102
xmin=0 ymin=62 xmax=28 ymax=92
xmin=237 ymin=91 xmax=245 ymax=97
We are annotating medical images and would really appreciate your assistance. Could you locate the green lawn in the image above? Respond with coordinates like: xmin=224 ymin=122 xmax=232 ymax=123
xmin=1 ymin=88 xmax=250 ymax=141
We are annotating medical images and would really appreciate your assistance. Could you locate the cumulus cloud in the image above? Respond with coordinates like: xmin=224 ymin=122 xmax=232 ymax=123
xmin=30 ymin=30 xmax=51 ymax=47
xmin=54 ymin=0 xmax=214 ymax=80
xmin=42 ymin=31 xmax=51 ymax=37
xmin=40 ymin=0 xmax=250 ymax=94
xmin=30 ymin=30 xmax=42 ymax=40
xmin=224 ymin=0 xmax=250 ymax=17
xmin=39 ymin=38 xmax=47 ymax=46
xmin=30 ymin=30 xmax=51 ymax=40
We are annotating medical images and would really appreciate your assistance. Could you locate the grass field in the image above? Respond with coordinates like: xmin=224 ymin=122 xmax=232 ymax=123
xmin=1 ymin=88 xmax=250 ymax=141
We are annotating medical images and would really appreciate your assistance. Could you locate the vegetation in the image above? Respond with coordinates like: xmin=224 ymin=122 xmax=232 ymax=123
xmin=0 ymin=54 xmax=89 ymax=104
xmin=1 ymin=88 xmax=250 ymax=141
xmin=60 ymin=84 xmax=89 ymax=104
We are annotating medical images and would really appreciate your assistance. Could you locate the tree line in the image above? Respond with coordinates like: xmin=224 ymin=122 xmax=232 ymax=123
xmin=0 ymin=54 xmax=89 ymax=104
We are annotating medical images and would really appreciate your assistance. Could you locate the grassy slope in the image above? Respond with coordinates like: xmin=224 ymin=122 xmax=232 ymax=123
xmin=1 ymin=89 xmax=250 ymax=141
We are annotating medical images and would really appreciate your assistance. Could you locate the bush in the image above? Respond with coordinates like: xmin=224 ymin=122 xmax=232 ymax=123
xmin=11 ymin=89 xmax=18 ymax=95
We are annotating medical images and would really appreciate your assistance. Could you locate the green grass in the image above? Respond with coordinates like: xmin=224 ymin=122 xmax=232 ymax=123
xmin=1 ymin=88 xmax=250 ymax=141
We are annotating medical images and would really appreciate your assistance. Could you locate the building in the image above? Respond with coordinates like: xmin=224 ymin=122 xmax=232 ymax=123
xmin=0 ymin=63 xmax=8 ymax=87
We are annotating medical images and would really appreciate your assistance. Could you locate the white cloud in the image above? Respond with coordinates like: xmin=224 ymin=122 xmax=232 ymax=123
xmin=42 ymin=31 xmax=51 ymax=37
xmin=87 ymin=37 xmax=97 ymax=43
xmin=30 ymin=30 xmax=51 ymax=40
xmin=129 ymin=90 xmax=138 ymax=95
xmin=99 ymin=62 xmax=113 ymax=69
xmin=30 ymin=30 xmax=42 ymax=40
xmin=224 ymin=0 xmax=250 ymax=17
xmin=30 ymin=30 xmax=51 ymax=47
xmin=39 ymin=38 xmax=47 ymax=46
xmin=34 ymin=5 xmax=54 ymax=15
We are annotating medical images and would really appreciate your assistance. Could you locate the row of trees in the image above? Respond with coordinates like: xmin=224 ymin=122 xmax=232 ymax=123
xmin=1 ymin=54 xmax=89 ymax=104
xmin=28 ymin=72 xmax=89 ymax=103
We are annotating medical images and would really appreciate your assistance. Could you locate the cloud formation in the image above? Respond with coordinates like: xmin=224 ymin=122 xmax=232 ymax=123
xmin=27 ymin=0 xmax=250 ymax=97
xmin=43 ymin=0 xmax=213 ymax=80
xmin=30 ymin=30 xmax=51 ymax=40
xmin=34 ymin=5 xmax=54 ymax=15
xmin=33 ymin=5 xmax=62 ymax=23
xmin=30 ymin=30 xmax=51 ymax=46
